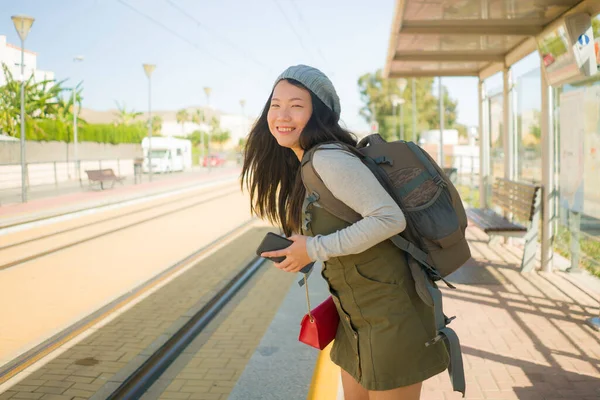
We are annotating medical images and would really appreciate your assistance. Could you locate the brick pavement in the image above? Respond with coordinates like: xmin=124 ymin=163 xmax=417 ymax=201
xmin=421 ymin=227 xmax=600 ymax=400
xmin=148 ymin=257 xmax=294 ymax=400
xmin=0 ymin=226 xmax=289 ymax=400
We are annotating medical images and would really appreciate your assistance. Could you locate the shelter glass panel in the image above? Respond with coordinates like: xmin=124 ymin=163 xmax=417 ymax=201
xmin=489 ymin=93 xmax=504 ymax=196
xmin=553 ymin=13 xmax=600 ymax=276
xmin=515 ymin=67 xmax=542 ymax=184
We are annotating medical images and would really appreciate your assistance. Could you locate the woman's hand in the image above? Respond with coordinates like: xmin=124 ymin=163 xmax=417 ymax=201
xmin=261 ymin=234 xmax=313 ymax=273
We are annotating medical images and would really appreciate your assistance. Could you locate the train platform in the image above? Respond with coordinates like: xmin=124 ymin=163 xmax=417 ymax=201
xmin=1 ymin=211 xmax=600 ymax=399
xmin=230 ymin=226 xmax=600 ymax=400
xmin=0 ymin=167 xmax=240 ymax=229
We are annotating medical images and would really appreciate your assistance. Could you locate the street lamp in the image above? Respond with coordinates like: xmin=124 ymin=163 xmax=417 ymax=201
xmin=240 ymin=99 xmax=246 ymax=146
xmin=203 ymin=87 xmax=212 ymax=171
xmin=143 ymin=63 xmax=156 ymax=181
xmin=72 ymin=55 xmax=84 ymax=182
xmin=439 ymin=77 xmax=445 ymax=167
xmin=397 ymin=78 xmax=408 ymax=141
xmin=412 ymin=78 xmax=417 ymax=143
xmin=11 ymin=14 xmax=34 ymax=203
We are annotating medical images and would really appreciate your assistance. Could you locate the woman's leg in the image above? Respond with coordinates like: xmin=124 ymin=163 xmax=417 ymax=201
xmin=340 ymin=369 xmax=368 ymax=400
xmin=368 ymin=382 xmax=422 ymax=400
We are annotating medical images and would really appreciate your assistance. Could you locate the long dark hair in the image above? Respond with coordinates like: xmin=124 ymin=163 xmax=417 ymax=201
xmin=240 ymin=79 xmax=357 ymax=236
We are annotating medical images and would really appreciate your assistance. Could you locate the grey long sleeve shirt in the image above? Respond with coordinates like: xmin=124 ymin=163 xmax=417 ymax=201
xmin=305 ymin=144 xmax=407 ymax=262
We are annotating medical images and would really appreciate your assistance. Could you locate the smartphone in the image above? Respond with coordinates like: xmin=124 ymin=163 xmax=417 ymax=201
xmin=256 ymin=232 xmax=293 ymax=263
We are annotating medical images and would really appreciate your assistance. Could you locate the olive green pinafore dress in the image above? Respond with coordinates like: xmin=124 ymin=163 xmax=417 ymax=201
xmin=302 ymin=195 xmax=449 ymax=391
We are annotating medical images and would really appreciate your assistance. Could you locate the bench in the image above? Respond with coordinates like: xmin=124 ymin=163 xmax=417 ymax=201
xmin=466 ymin=178 xmax=542 ymax=272
xmin=85 ymin=169 xmax=125 ymax=190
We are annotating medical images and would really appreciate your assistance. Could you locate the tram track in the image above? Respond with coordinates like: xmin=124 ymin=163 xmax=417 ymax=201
xmin=0 ymin=182 xmax=237 ymax=251
xmin=0 ymin=218 xmax=263 ymax=387
xmin=0 ymin=174 xmax=239 ymax=231
xmin=0 ymin=186 xmax=240 ymax=271
xmin=106 ymin=255 xmax=266 ymax=399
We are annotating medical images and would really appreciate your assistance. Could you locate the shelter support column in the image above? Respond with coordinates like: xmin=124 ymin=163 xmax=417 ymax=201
xmin=540 ymin=72 xmax=554 ymax=272
xmin=478 ymin=79 xmax=489 ymax=208
xmin=503 ymin=67 xmax=514 ymax=181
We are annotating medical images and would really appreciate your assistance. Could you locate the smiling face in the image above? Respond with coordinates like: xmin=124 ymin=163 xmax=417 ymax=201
xmin=267 ymin=80 xmax=313 ymax=160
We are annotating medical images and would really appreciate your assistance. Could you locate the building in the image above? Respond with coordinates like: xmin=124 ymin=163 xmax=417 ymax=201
xmin=0 ymin=35 xmax=54 ymax=85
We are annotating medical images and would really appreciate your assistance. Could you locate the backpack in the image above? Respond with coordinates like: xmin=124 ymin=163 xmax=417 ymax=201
xmin=300 ymin=134 xmax=469 ymax=396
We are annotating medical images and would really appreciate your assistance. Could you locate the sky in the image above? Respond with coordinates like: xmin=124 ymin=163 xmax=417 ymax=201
xmin=2 ymin=0 xmax=540 ymax=132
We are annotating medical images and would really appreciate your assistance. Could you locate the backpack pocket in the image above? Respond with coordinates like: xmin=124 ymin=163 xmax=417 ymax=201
xmin=404 ymin=187 xmax=461 ymax=248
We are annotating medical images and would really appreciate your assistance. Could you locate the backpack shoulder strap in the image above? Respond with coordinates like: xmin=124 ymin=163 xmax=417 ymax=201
xmin=300 ymin=143 xmax=361 ymax=225
xmin=421 ymin=269 xmax=465 ymax=397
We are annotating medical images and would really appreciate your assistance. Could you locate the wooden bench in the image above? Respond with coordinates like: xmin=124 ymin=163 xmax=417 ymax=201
xmin=466 ymin=178 xmax=542 ymax=272
xmin=85 ymin=169 xmax=125 ymax=190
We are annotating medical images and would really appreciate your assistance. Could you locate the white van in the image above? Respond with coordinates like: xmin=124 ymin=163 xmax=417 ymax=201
xmin=142 ymin=137 xmax=192 ymax=173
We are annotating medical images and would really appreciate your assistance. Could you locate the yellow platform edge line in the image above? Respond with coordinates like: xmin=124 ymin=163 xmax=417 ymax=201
xmin=307 ymin=342 xmax=340 ymax=400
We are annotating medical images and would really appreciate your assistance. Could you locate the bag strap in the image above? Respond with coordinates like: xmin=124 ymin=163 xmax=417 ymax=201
xmin=405 ymin=141 xmax=446 ymax=187
xmin=422 ymin=274 xmax=466 ymax=397
xmin=389 ymin=235 xmax=455 ymax=288
xmin=303 ymin=274 xmax=313 ymax=322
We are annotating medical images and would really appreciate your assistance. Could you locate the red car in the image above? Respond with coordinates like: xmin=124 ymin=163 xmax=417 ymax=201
xmin=202 ymin=154 xmax=226 ymax=167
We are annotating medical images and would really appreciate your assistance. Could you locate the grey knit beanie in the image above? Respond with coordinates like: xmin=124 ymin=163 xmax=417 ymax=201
xmin=274 ymin=65 xmax=341 ymax=121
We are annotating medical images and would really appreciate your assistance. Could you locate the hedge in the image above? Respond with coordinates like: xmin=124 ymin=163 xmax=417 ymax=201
xmin=17 ymin=120 xmax=149 ymax=144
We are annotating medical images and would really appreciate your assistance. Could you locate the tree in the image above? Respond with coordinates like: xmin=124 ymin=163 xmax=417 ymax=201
xmin=176 ymin=109 xmax=189 ymax=135
xmin=206 ymin=115 xmax=230 ymax=151
xmin=0 ymin=63 xmax=64 ymax=138
xmin=114 ymin=101 xmax=142 ymax=125
xmin=190 ymin=109 xmax=207 ymax=157
xmin=54 ymin=82 xmax=85 ymax=142
xmin=191 ymin=109 xmax=205 ymax=126
xmin=357 ymin=69 xmax=460 ymax=141
xmin=152 ymin=115 xmax=162 ymax=136
xmin=237 ymin=137 xmax=247 ymax=152
xmin=211 ymin=130 xmax=231 ymax=151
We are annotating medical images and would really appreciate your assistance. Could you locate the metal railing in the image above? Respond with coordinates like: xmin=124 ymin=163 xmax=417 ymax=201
xmin=0 ymin=158 xmax=134 ymax=190
xmin=0 ymin=158 xmax=135 ymax=206
xmin=442 ymin=154 xmax=480 ymax=208
xmin=554 ymin=210 xmax=600 ymax=277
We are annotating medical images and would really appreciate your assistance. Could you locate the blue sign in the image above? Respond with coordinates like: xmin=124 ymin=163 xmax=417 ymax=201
xmin=578 ymin=34 xmax=590 ymax=46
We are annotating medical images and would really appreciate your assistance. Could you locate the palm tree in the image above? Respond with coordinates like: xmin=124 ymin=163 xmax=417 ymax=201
xmin=0 ymin=63 xmax=65 ymax=137
xmin=55 ymin=83 xmax=85 ymax=166
xmin=176 ymin=109 xmax=189 ymax=135
xmin=191 ymin=109 xmax=204 ymax=125
xmin=152 ymin=115 xmax=163 ymax=136
xmin=191 ymin=109 xmax=206 ymax=162
xmin=114 ymin=101 xmax=142 ymax=125
xmin=212 ymin=130 xmax=231 ymax=151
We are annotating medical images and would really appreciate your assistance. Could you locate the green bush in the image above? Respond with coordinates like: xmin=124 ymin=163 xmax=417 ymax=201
xmin=21 ymin=119 xmax=149 ymax=144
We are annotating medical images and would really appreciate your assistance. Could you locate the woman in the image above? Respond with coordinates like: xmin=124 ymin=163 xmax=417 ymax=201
xmin=241 ymin=65 xmax=449 ymax=400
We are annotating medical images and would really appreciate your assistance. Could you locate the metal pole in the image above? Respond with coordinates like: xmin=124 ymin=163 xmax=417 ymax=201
xmin=148 ymin=76 xmax=153 ymax=181
xmin=207 ymin=94 xmax=212 ymax=173
xmin=200 ymin=129 xmax=204 ymax=168
xmin=73 ymin=87 xmax=79 ymax=181
xmin=439 ymin=77 xmax=444 ymax=167
xmin=72 ymin=56 xmax=84 ymax=183
xmin=19 ymin=37 xmax=27 ymax=203
xmin=392 ymin=103 xmax=397 ymax=141
xmin=503 ymin=67 xmax=513 ymax=181
xmin=478 ymin=79 xmax=488 ymax=208
xmin=400 ymin=102 xmax=404 ymax=141
xmin=541 ymin=69 xmax=554 ymax=272
xmin=412 ymin=78 xmax=417 ymax=143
